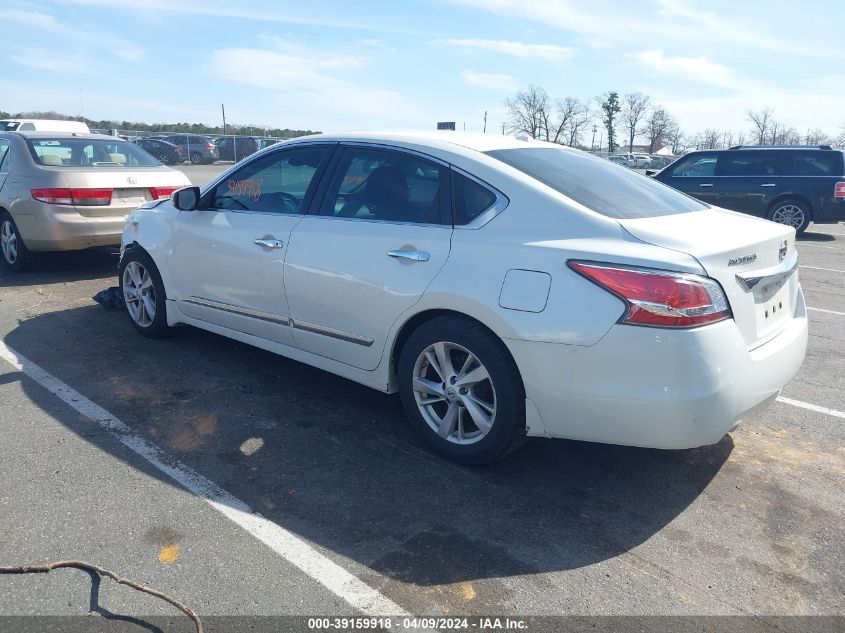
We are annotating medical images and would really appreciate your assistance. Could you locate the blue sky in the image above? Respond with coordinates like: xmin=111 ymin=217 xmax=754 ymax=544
xmin=4 ymin=0 xmax=844 ymax=139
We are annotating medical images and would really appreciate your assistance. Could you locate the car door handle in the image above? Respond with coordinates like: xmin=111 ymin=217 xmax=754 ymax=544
xmin=387 ymin=249 xmax=430 ymax=262
xmin=760 ymin=183 xmax=777 ymax=188
xmin=254 ymin=238 xmax=284 ymax=249
xmin=698 ymin=183 xmax=714 ymax=187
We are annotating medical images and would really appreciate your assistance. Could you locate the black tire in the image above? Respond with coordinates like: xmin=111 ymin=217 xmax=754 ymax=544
xmin=398 ymin=315 xmax=526 ymax=465
xmin=190 ymin=151 xmax=202 ymax=165
xmin=118 ymin=247 xmax=170 ymax=338
xmin=0 ymin=212 xmax=31 ymax=272
xmin=767 ymin=198 xmax=811 ymax=234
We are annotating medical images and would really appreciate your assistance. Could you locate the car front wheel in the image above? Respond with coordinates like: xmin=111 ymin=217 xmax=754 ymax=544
xmin=119 ymin=248 xmax=170 ymax=338
xmin=190 ymin=151 xmax=202 ymax=164
xmin=398 ymin=316 xmax=526 ymax=465
xmin=768 ymin=199 xmax=811 ymax=234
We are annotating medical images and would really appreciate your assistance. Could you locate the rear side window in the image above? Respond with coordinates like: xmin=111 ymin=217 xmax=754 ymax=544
xmin=452 ymin=171 xmax=497 ymax=225
xmin=0 ymin=139 xmax=9 ymax=173
xmin=487 ymin=147 xmax=707 ymax=219
xmin=319 ymin=147 xmax=449 ymax=224
xmin=791 ymin=151 xmax=843 ymax=176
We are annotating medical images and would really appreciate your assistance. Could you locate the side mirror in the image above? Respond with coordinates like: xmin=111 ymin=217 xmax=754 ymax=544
xmin=172 ymin=186 xmax=200 ymax=211
xmin=644 ymin=170 xmax=656 ymax=177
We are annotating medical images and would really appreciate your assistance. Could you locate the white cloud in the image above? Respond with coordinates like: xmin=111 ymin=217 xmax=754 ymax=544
xmin=210 ymin=46 xmax=422 ymax=129
xmin=628 ymin=50 xmax=738 ymax=90
xmin=460 ymin=70 xmax=517 ymax=91
xmin=8 ymin=48 xmax=88 ymax=73
xmin=445 ymin=0 xmax=837 ymax=57
xmin=4 ymin=9 xmax=61 ymax=31
xmin=442 ymin=38 xmax=574 ymax=61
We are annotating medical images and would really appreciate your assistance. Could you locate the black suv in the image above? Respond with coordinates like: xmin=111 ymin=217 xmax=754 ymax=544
xmin=654 ymin=145 xmax=845 ymax=233
xmin=214 ymin=136 xmax=261 ymax=162
xmin=161 ymin=134 xmax=219 ymax=164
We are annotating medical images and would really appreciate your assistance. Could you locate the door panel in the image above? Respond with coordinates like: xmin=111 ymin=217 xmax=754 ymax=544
xmin=284 ymin=217 xmax=451 ymax=369
xmin=168 ymin=145 xmax=332 ymax=345
xmin=658 ymin=152 xmax=720 ymax=206
xmin=284 ymin=145 xmax=453 ymax=370
xmin=716 ymin=150 xmax=779 ymax=217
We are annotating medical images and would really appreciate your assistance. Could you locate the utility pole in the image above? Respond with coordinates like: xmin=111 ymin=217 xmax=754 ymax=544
xmin=501 ymin=122 xmax=506 ymax=135
xmin=483 ymin=110 xmax=488 ymax=133
xmin=221 ymin=103 xmax=227 ymax=135
xmin=591 ymin=124 xmax=598 ymax=151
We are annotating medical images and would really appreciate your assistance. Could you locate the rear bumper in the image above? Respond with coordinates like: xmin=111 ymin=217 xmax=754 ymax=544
xmin=13 ymin=203 xmax=127 ymax=251
xmin=507 ymin=286 xmax=808 ymax=449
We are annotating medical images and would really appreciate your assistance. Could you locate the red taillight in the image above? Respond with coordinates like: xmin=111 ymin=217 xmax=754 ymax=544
xmin=835 ymin=182 xmax=845 ymax=198
xmin=568 ymin=261 xmax=732 ymax=328
xmin=206 ymin=143 xmax=214 ymax=150
xmin=31 ymin=188 xmax=112 ymax=206
xmin=149 ymin=186 xmax=179 ymax=199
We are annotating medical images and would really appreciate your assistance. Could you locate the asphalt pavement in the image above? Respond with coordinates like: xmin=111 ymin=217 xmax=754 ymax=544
xmin=0 ymin=202 xmax=843 ymax=631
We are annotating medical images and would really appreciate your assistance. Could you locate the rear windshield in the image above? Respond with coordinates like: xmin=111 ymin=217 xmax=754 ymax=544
xmin=486 ymin=147 xmax=707 ymax=219
xmin=26 ymin=138 xmax=162 ymax=167
xmin=0 ymin=121 xmax=20 ymax=131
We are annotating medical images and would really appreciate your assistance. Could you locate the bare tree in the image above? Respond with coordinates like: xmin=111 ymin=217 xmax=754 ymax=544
xmin=621 ymin=92 xmax=651 ymax=152
xmin=665 ymin=123 xmax=686 ymax=155
xmin=804 ymin=128 xmax=831 ymax=145
xmin=642 ymin=106 xmax=673 ymax=153
xmin=505 ymin=85 xmax=550 ymax=139
xmin=701 ymin=128 xmax=722 ymax=149
xmin=548 ymin=96 xmax=580 ymax=144
xmin=747 ymin=108 xmax=774 ymax=145
xmin=567 ymin=100 xmax=593 ymax=147
xmin=734 ymin=131 xmax=747 ymax=147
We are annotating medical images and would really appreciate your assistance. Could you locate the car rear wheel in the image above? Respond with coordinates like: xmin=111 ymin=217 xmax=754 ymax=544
xmin=0 ymin=212 xmax=30 ymax=272
xmin=190 ymin=151 xmax=202 ymax=164
xmin=768 ymin=199 xmax=811 ymax=234
xmin=119 ymin=248 xmax=170 ymax=338
xmin=398 ymin=316 xmax=526 ymax=465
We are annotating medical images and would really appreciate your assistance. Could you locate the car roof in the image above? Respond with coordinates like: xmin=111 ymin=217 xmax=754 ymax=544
xmin=9 ymin=131 xmax=128 ymax=140
xmin=282 ymin=130 xmax=568 ymax=154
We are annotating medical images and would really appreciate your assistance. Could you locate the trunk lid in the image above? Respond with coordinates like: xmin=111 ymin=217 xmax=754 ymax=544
xmin=59 ymin=167 xmax=190 ymax=217
xmin=619 ymin=207 xmax=799 ymax=349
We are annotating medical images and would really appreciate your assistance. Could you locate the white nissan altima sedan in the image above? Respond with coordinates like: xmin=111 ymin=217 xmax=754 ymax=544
xmin=119 ymin=132 xmax=808 ymax=464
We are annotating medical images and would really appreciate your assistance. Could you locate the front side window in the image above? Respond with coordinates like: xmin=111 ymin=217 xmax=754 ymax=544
xmin=319 ymin=147 xmax=449 ymax=224
xmin=211 ymin=145 xmax=329 ymax=214
xmin=671 ymin=153 xmax=718 ymax=177
xmin=488 ymin=147 xmax=707 ymax=219
xmin=26 ymin=138 xmax=162 ymax=167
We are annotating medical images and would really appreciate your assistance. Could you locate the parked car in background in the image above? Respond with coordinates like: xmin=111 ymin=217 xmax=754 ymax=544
xmin=259 ymin=138 xmax=280 ymax=149
xmin=0 ymin=131 xmax=190 ymax=271
xmin=653 ymin=145 xmax=845 ymax=233
xmin=161 ymin=134 xmax=218 ymax=164
xmin=118 ymin=132 xmax=806 ymax=465
xmin=133 ymin=138 xmax=185 ymax=165
xmin=215 ymin=136 xmax=261 ymax=162
xmin=607 ymin=154 xmax=629 ymax=166
xmin=1 ymin=119 xmax=91 ymax=133
xmin=627 ymin=153 xmax=653 ymax=168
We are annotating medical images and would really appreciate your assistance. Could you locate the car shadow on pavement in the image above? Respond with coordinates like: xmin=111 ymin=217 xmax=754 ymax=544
xmin=797 ymin=232 xmax=836 ymax=242
xmin=0 ymin=249 xmax=119 ymax=288
xmin=5 ymin=304 xmax=732 ymax=600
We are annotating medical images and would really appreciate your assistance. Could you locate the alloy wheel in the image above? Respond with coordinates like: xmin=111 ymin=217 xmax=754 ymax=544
xmin=412 ymin=341 xmax=497 ymax=445
xmin=0 ymin=220 xmax=17 ymax=265
xmin=771 ymin=204 xmax=806 ymax=229
xmin=122 ymin=261 xmax=156 ymax=327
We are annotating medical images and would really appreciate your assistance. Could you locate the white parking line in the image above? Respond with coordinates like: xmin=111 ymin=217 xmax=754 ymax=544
xmin=0 ymin=341 xmax=413 ymax=619
xmin=777 ymin=396 xmax=845 ymax=420
xmin=797 ymin=243 xmax=842 ymax=250
xmin=807 ymin=306 xmax=845 ymax=316
xmin=800 ymin=265 xmax=845 ymax=274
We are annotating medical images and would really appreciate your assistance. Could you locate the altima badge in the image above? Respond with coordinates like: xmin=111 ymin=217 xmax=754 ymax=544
xmin=728 ymin=254 xmax=757 ymax=266
xmin=779 ymin=240 xmax=788 ymax=262
xmin=127 ymin=176 xmax=137 ymax=185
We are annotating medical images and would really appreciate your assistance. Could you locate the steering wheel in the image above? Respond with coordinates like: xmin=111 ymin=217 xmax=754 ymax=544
xmin=277 ymin=192 xmax=301 ymax=213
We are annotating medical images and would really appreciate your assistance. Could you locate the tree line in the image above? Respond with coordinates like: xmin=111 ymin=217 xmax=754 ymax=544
xmin=504 ymin=86 xmax=845 ymax=155
xmin=0 ymin=109 xmax=316 ymax=139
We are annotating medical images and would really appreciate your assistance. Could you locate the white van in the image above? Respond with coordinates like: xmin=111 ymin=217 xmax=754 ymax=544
xmin=0 ymin=119 xmax=91 ymax=133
